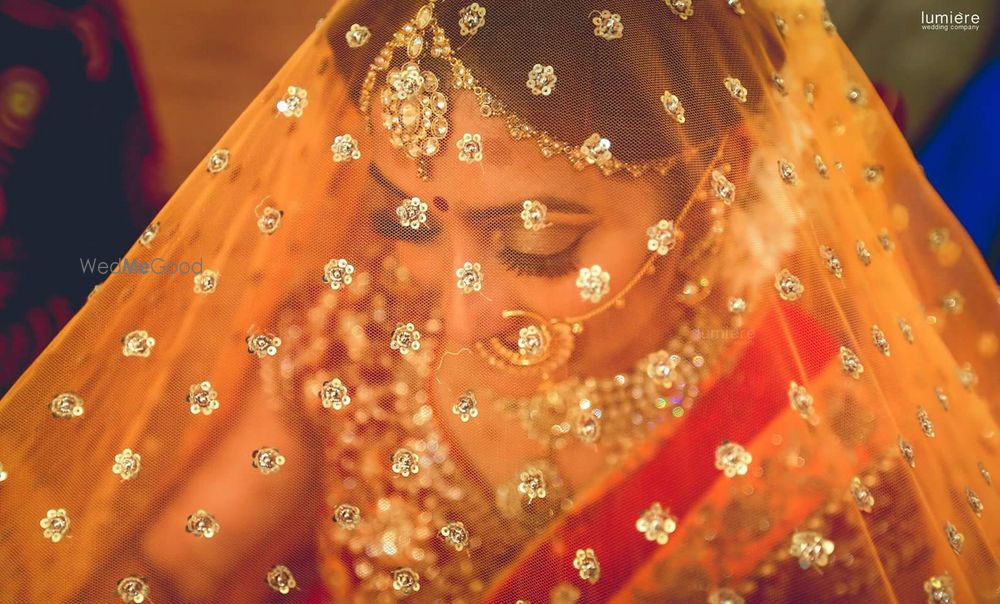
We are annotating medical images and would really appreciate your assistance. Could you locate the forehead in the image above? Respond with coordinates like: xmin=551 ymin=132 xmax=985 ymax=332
xmin=366 ymin=90 xmax=659 ymax=212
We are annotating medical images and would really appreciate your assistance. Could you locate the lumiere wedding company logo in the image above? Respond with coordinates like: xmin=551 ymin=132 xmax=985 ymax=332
xmin=921 ymin=10 xmax=981 ymax=32
xmin=80 ymin=257 xmax=203 ymax=275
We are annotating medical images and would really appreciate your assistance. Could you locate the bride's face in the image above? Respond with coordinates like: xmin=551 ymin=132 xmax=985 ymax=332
xmin=367 ymin=93 xmax=678 ymax=384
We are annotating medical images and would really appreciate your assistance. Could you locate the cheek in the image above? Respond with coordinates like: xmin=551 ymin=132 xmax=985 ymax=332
xmin=394 ymin=241 xmax=447 ymax=286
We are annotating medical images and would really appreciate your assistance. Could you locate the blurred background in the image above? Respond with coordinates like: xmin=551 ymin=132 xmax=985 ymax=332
xmin=1 ymin=0 xmax=998 ymax=391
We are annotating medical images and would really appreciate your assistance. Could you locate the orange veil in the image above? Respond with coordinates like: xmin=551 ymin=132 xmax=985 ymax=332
xmin=2 ymin=0 xmax=999 ymax=602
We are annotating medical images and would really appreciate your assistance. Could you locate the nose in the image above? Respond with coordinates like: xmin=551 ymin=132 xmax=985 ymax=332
xmin=440 ymin=244 xmax=515 ymax=347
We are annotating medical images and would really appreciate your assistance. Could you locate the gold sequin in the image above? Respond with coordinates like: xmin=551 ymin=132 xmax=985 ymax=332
xmin=452 ymin=390 xmax=479 ymax=422
xmin=276 ymin=85 xmax=308 ymax=117
xmin=771 ymin=72 xmax=787 ymax=96
xmin=941 ymin=290 xmax=965 ymax=315
xmin=863 ymin=165 xmax=884 ymax=184
xmin=397 ymin=197 xmax=428 ymax=230
xmin=856 ymin=240 xmax=872 ymax=265
xmin=40 ymin=508 xmax=70 ymax=542
xmin=186 ymin=509 xmax=219 ymax=538
xmin=333 ymin=503 xmax=361 ymax=530
xmin=897 ymin=317 xmax=914 ymax=344
xmin=116 ymin=576 xmax=149 ymax=603
xmin=871 ymin=324 xmax=890 ymax=356
xmin=724 ymin=76 xmax=748 ymax=103
xmin=392 ymin=567 xmax=421 ymax=596
xmin=788 ymin=381 xmax=818 ymax=424
xmin=899 ymin=436 xmax=916 ymax=468
xmin=660 ymin=90 xmax=685 ymax=123
xmin=804 ymin=81 xmax=815 ymax=107
xmin=711 ymin=169 xmax=735 ymax=205
xmin=526 ymin=64 xmax=557 ymax=96
xmin=188 ymin=381 xmax=220 ymax=415
xmin=777 ymin=159 xmax=797 ymax=184
xmin=934 ymin=387 xmax=949 ymax=411
xmin=839 ymin=346 xmax=864 ymax=379
xmin=790 ymin=531 xmax=834 ymax=570
xmin=944 ymin=522 xmax=964 ymax=555
xmin=821 ymin=9 xmax=836 ymax=33
xmin=646 ymin=219 xmax=677 ymax=256
xmin=847 ymin=85 xmax=866 ymax=105
xmin=0 ymin=462 xmax=6 ymax=482
xmin=439 ymin=521 xmax=471 ymax=551
xmin=814 ymin=153 xmax=829 ymax=177
xmin=391 ymin=448 xmax=420 ymax=477
xmin=517 ymin=465 xmax=547 ymax=503
xmin=246 ymin=331 xmax=281 ymax=357
xmin=917 ymin=407 xmax=935 ymax=438
xmin=206 ymin=148 xmax=230 ymax=174
xmin=390 ymin=322 xmax=422 ymax=355
xmin=635 ymin=502 xmax=678 ymax=544
xmin=319 ymin=378 xmax=351 ymax=410
xmin=193 ymin=269 xmax=219 ymax=295
xmin=50 ymin=392 xmax=84 ymax=419
xmin=928 ymin=227 xmax=950 ymax=251
xmin=708 ymin=588 xmax=745 ymax=604
xmin=592 ymin=9 xmax=623 ymax=40
xmin=728 ymin=297 xmax=747 ymax=314
xmin=458 ymin=2 xmax=486 ymax=36
xmin=980 ymin=462 xmax=993 ymax=486
xmin=331 ymin=134 xmax=361 ymax=162
xmin=665 ymin=0 xmax=694 ymax=21
xmin=820 ymin=245 xmax=842 ymax=278
xmin=346 ymin=24 xmax=371 ymax=48
xmin=457 ymin=132 xmax=484 ymax=163
xmin=774 ymin=268 xmax=804 ymax=301
xmin=121 ymin=330 xmax=155 ymax=358
xmin=322 ymin=258 xmax=355 ymax=290
xmin=576 ymin=265 xmax=611 ymax=303
xmin=112 ymin=449 xmax=141 ymax=481
xmin=957 ymin=362 xmax=978 ymax=391
xmin=715 ymin=441 xmax=751 ymax=477
xmin=877 ymin=228 xmax=894 ymax=251
xmin=966 ymin=486 xmax=984 ymax=517
xmin=773 ymin=13 xmax=788 ymax=36
xmin=252 ymin=447 xmax=286 ymax=475
xmin=573 ymin=548 xmax=601 ymax=584
xmin=257 ymin=205 xmax=283 ymax=234
xmin=138 ymin=222 xmax=159 ymax=248
xmin=850 ymin=476 xmax=874 ymax=512
xmin=266 ymin=565 xmax=297 ymax=594
xmin=924 ymin=574 xmax=955 ymax=603
xmin=579 ymin=133 xmax=613 ymax=167
xmin=521 ymin=200 xmax=549 ymax=231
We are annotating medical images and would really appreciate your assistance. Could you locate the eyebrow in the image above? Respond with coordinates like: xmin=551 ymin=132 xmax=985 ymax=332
xmin=368 ymin=162 xmax=593 ymax=221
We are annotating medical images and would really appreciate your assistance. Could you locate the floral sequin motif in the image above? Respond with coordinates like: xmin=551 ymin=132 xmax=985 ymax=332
xmin=116 ymin=576 xmax=149 ymax=603
xmin=635 ymin=502 xmax=677 ymax=545
xmin=944 ymin=522 xmax=964 ymax=554
xmin=646 ymin=220 xmax=677 ymax=256
xmin=439 ymin=521 xmax=471 ymax=552
xmin=579 ymin=133 xmax=612 ymax=167
xmin=452 ymin=390 xmax=479 ymax=422
xmin=871 ymin=324 xmax=890 ymax=356
xmin=924 ymin=574 xmax=955 ymax=603
xmin=518 ymin=465 xmax=547 ymax=503
xmin=457 ymin=132 xmax=484 ymax=163
xmin=382 ymin=62 xmax=448 ymax=159
xmin=392 ymin=568 xmax=420 ymax=596
xmin=788 ymin=381 xmax=817 ymax=424
xmin=708 ymin=588 xmax=745 ymax=604
xmin=899 ymin=436 xmax=916 ymax=468
xmin=724 ymin=77 xmax=748 ymax=103
xmin=331 ymin=134 xmax=361 ymax=162
xmin=138 ymin=222 xmax=159 ymax=248
xmin=526 ymin=64 xmax=557 ymax=96
xmin=122 ymin=330 xmax=155 ymax=358
xmin=252 ymin=447 xmax=286 ymax=475
xmin=856 ymin=240 xmax=873 ymax=265
xmin=573 ymin=548 xmax=601 ymax=584
xmin=592 ymin=10 xmax=624 ymax=40
xmin=941 ymin=290 xmax=965 ymax=315
xmin=660 ymin=91 xmax=685 ymax=123
xmin=322 ymin=258 xmax=355 ymax=290
xmin=186 ymin=509 xmax=220 ymax=538
xmin=774 ymin=268 xmax=804 ymax=301
xmin=276 ymin=86 xmax=308 ymax=117
xmin=193 ymin=269 xmax=219 ymax=295
xmin=520 ymin=200 xmax=549 ymax=231
xmin=40 ymin=508 xmax=70 ymax=542
xmin=333 ymin=503 xmax=361 ymax=530
xmin=390 ymin=322 xmax=422 ymax=355
xmin=850 ymin=476 xmax=875 ymax=512
xmin=665 ymin=0 xmax=694 ymax=20
xmin=206 ymin=148 xmax=230 ymax=174
xmin=966 ymin=486 xmax=984 ymax=517
xmin=188 ymin=381 xmax=220 ymax=415
xmin=246 ymin=331 xmax=281 ymax=358
xmin=345 ymin=24 xmax=371 ymax=48
xmin=319 ymin=378 xmax=351 ymax=410
xmin=517 ymin=325 xmax=547 ymax=358
xmin=266 ymin=565 xmax=297 ymax=595
xmin=50 ymin=392 xmax=84 ymax=419
xmin=391 ymin=448 xmax=420 ymax=477
xmin=777 ymin=159 xmax=797 ymax=184
xmin=715 ymin=441 xmax=751 ymax=477
xmin=839 ymin=346 xmax=864 ymax=379
xmin=112 ymin=449 xmax=141 ymax=481
xmin=820 ymin=245 xmax=842 ymax=278
xmin=789 ymin=531 xmax=834 ymax=570
xmin=711 ymin=169 xmax=735 ymax=205
xmin=576 ymin=265 xmax=610 ymax=303
xmin=917 ymin=407 xmax=935 ymax=438
xmin=397 ymin=197 xmax=428 ymax=230
xmin=645 ymin=349 xmax=681 ymax=389
xmin=458 ymin=3 xmax=486 ymax=36
xmin=257 ymin=205 xmax=283 ymax=234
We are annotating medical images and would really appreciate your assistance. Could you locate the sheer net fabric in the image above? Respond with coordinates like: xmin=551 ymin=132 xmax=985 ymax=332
xmin=1 ymin=0 xmax=999 ymax=602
